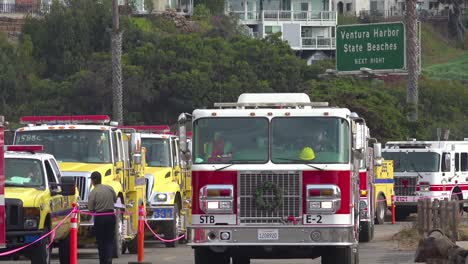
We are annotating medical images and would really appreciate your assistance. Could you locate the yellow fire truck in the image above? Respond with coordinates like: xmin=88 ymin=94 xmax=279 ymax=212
xmin=120 ymin=125 xmax=191 ymax=247
xmin=14 ymin=115 xmax=146 ymax=257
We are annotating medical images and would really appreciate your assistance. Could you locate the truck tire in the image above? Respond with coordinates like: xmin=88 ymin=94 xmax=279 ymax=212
xmin=375 ymin=196 xmax=386 ymax=224
xmin=113 ymin=209 xmax=123 ymax=258
xmin=359 ymin=221 xmax=372 ymax=242
xmin=31 ymin=226 xmax=51 ymax=264
xmin=164 ymin=202 xmax=181 ymax=248
xmin=58 ymin=233 xmax=70 ymax=264
xmin=395 ymin=208 xmax=410 ymax=221
xmin=194 ymin=247 xmax=229 ymax=264
xmin=322 ymin=246 xmax=358 ymax=264
xmin=126 ymin=234 xmax=138 ymax=254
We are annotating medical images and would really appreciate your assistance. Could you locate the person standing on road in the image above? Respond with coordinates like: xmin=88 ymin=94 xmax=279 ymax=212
xmin=88 ymin=171 xmax=117 ymax=264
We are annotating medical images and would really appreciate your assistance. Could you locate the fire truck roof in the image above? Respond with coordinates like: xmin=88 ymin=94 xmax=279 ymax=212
xmin=213 ymin=93 xmax=329 ymax=109
xmin=384 ymin=141 xmax=468 ymax=150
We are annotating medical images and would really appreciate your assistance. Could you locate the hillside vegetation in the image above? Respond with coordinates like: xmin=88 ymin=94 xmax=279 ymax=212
xmin=0 ymin=0 xmax=466 ymax=142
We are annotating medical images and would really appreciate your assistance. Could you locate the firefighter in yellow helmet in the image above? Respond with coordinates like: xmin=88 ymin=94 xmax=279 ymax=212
xmin=299 ymin=146 xmax=316 ymax=161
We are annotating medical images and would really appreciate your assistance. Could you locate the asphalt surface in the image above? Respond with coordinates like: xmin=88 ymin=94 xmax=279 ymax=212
xmin=4 ymin=222 xmax=418 ymax=264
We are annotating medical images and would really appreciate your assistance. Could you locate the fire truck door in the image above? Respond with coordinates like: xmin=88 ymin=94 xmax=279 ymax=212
xmin=45 ymin=159 xmax=67 ymax=237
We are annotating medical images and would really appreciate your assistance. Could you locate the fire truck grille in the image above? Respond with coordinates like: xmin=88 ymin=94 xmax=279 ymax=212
xmin=394 ymin=176 xmax=417 ymax=196
xmin=5 ymin=198 xmax=23 ymax=231
xmin=239 ymin=171 xmax=302 ymax=224
xmin=145 ymin=178 xmax=151 ymax=201
xmin=74 ymin=176 xmax=88 ymax=201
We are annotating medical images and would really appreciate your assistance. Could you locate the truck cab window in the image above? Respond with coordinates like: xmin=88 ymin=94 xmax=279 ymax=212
xmin=455 ymin=153 xmax=460 ymax=171
xmin=442 ymin=153 xmax=451 ymax=172
xmin=44 ymin=160 xmax=58 ymax=190
xmin=462 ymin=153 xmax=468 ymax=172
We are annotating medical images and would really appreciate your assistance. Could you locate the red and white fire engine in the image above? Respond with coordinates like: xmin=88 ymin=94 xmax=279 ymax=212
xmin=178 ymin=93 xmax=370 ymax=264
xmin=383 ymin=140 xmax=468 ymax=220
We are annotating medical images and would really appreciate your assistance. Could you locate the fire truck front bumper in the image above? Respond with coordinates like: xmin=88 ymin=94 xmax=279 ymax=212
xmin=188 ymin=225 xmax=356 ymax=246
xmin=394 ymin=196 xmax=419 ymax=206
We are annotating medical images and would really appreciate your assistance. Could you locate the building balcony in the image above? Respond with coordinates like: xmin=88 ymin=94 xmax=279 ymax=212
xmin=230 ymin=10 xmax=337 ymax=24
xmin=299 ymin=37 xmax=335 ymax=50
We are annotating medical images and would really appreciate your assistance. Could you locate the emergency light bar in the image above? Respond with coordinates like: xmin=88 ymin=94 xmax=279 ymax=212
xmin=118 ymin=125 xmax=172 ymax=134
xmin=20 ymin=115 xmax=111 ymax=125
xmin=6 ymin=145 xmax=44 ymax=153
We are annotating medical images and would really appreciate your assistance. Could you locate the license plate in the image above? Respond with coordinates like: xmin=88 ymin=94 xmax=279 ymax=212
xmin=257 ymin=229 xmax=279 ymax=240
xmin=153 ymin=208 xmax=173 ymax=219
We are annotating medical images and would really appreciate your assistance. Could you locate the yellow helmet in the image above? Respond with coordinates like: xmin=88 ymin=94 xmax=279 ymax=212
xmin=300 ymin=147 xmax=316 ymax=161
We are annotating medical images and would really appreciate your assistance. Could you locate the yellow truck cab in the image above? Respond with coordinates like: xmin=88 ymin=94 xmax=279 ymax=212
xmin=373 ymin=158 xmax=394 ymax=224
xmin=4 ymin=145 xmax=76 ymax=264
xmin=122 ymin=125 xmax=191 ymax=247
xmin=13 ymin=115 xmax=146 ymax=257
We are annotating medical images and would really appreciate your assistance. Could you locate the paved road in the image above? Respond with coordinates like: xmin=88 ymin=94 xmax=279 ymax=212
xmin=5 ymin=223 xmax=417 ymax=264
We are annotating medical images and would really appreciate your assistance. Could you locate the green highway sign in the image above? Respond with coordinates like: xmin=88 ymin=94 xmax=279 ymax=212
xmin=336 ymin=22 xmax=406 ymax=72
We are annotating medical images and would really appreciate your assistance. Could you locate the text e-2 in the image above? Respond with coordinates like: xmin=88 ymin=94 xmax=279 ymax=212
xmin=305 ymin=215 xmax=322 ymax=224
xmin=200 ymin=215 xmax=215 ymax=224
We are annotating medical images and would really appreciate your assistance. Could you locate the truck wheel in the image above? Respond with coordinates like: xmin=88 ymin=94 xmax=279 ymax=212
xmin=375 ymin=196 xmax=386 ymax=224
xmin=58 ymin=233 xmax=70 ymax=264
xmin=395 ymin=208 xmax=410 ymax=221
xmin=164 ymin=202 xmax=181 ymax=248
xmin=194 ymin=247 xmax=229 ymax=264
xmin=31 ymin=226 xmax=51 ymax=264
xmin=113 ymin=209 xmax=123 ymax=258
xmin=358 ymin=221 xmax=372 ymax=242
xmin=126 ymin=234 xmax=138 ymax=254
xmin=322 ymin=246 xmax=358 ymax=264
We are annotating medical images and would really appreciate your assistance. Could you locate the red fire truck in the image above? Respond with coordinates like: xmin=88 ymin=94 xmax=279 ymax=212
xmin=178 ymin=93 xmax=367 ymax=264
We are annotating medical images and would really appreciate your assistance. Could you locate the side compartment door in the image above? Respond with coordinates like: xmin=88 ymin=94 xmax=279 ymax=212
xmin=171 ymin=138 xmax=181 ymax=186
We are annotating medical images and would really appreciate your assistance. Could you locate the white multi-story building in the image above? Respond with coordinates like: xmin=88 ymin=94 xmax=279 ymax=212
xmin=123 ymin=0 xmax=193 ymax=15
xmin=226 ymin=0 xmax=337 ymax=51
xmin=332 ymin=0 xmax=369 ymax=16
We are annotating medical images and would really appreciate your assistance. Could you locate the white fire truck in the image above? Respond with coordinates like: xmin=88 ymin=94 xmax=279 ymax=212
xmin=178 ymin=93 xmax=371 ymax=264
xmin=383 ymin=140 xmax=468 ymax=220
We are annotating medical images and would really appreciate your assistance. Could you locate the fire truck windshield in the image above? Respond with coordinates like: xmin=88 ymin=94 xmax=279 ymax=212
xmin=272 ymin=117 xmax=349 ymax=164
xmin=193 ymin=117 xmax=269 ymax=164
xmin=382 ymin=152 xmax=440 ymax=172
xmin=15 ymin=130 xmax=111 ymax=163
xmin=5 ymin=158 xmax=44 ymax=187
xmin=142 ymin=138 xmax=171 ymax=167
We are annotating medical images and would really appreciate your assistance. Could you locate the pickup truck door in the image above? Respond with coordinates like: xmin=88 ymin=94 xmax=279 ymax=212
xmin=45 ymin=159 xmax=67 ymax=239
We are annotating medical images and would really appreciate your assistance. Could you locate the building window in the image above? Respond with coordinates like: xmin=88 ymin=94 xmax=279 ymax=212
xmin=265 ymin=26 xmax=281 ymax=35
xmin=346 ymin=3 xmax=352 ymax=11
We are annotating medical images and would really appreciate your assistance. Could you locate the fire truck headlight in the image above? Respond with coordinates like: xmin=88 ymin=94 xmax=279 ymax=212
xmin=152 ymin=192 xmax=176 ymax=205
xmin=321 ymin=201 xmax=333 ymax=209
xmin=419 ymin=182 xmax=430 ymax=192
xmin=306 ymin=185 xmax=341 ymax=214
xmin=359 ymin=200 xmax=367 ymax=210
xmin=309 ymin=201 xmax=321 ymax=209
xmin=24 ymin=218 xmax=38 ymax=230
xmin=156 ymin=193 xmax=168 ymax=202
xmin=199 ymin=185 xmax=234 ymax=214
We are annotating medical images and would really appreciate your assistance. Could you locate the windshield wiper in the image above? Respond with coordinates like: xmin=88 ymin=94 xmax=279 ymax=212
xmin=274 ymin=158 xmax=325 ymax=171
xmin=410 ymin=163 xmax=424 ymax=178
xmin=214 ymin=160 xmax=264 ymax=171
